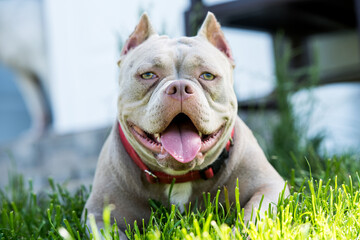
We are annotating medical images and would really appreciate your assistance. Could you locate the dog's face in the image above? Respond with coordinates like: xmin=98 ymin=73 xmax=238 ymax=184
xmin=117 ymin=13 xmax=238 ymax=174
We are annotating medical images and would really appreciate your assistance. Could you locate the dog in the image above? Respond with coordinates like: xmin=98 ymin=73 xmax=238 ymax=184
xmin=84 ymin=12 xmax=288 ymax=238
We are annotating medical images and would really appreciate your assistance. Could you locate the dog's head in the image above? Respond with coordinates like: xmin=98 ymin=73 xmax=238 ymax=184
xmin=117 ymin=12 xmax=238 ymax=174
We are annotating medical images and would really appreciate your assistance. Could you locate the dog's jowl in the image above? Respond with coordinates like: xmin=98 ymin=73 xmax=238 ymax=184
xmin=84 ymin=12 xmax=289 ymax=237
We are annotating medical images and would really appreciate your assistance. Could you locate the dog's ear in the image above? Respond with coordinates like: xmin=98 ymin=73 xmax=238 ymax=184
xmin=120 ymin=13 xmax=156 ymax=56
xmin=197 ymin=12 xmax=234 ymax=66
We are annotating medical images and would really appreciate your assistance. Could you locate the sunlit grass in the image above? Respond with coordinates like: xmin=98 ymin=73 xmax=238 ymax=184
xmin=1 ymin=165 xmax=359 ymax=239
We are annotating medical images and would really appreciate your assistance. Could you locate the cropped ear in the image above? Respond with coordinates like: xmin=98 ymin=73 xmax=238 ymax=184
xmin=121 ymin=13 xmax=156 ymax=56
xmin=197 ymin=12 xmax=234 ymax=66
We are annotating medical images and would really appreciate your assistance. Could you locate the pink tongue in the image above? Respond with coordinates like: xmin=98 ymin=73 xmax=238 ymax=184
xmin=160 ymin=118 xmax=201 ymax=163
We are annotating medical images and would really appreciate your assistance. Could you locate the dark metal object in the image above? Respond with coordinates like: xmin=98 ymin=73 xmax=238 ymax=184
xmin=184 ymin=0 xmax=360 ymax=110
xmin=186 ymin=0 xmax=357 ymax=36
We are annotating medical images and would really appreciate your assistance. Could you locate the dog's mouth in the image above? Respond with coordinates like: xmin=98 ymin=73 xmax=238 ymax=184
xmin=129 ymin=113 xmax=224 ymax=164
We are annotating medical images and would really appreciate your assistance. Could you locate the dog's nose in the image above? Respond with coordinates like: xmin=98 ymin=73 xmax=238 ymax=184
xmin=165 ymin=80 xmax=194 ymax=101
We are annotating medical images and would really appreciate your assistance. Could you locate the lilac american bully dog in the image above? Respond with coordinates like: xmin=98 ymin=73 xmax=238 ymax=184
xmin=84 ymin=12 xmax=288 ymax=238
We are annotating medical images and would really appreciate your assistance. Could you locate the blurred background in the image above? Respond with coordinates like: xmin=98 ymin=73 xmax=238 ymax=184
xmin=0 ymin=0 xmax=359 ymax=191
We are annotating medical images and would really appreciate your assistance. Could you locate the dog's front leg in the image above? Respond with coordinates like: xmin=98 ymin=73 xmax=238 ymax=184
xmin=86 ymin=220 xmax=128 ymax=240
xmin=242 ymin=183 xmax=289 ymax=224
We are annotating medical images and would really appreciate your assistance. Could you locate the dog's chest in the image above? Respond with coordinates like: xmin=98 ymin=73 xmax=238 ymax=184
xmin=164 ymin=182 xmax=192 ymax=210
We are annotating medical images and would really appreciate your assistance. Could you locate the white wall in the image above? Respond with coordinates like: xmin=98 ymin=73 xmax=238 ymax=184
xmin=223 ymin=27 xmax=274 ymax=100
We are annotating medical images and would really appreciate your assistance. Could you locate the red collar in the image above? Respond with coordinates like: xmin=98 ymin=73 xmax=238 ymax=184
xmin=118 ymin=122 xmax=234 ymax=184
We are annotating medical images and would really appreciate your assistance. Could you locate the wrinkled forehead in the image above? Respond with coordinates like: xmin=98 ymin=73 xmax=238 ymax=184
xmin=126 ymin=35 xmax=224 ymax=70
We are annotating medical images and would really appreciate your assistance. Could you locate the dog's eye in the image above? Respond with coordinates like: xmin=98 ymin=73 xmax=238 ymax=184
xmin=140 ymin=72 xmax=157 ymax=80
xmin=200 ymin=72 xmax=215 ymax=81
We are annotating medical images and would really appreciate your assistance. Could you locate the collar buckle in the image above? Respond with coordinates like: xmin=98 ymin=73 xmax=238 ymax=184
xmin=144 ymin=170 xmax=158 ymax=183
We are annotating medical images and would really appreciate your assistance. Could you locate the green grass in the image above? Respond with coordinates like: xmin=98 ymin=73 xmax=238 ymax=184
xmin=0 ymin=159 xmax=359 ymax=239
xmin=0 ymin=170 xmax=90 ymax=239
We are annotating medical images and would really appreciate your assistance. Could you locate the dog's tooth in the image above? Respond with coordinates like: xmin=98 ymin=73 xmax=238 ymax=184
xmin=133 ymin=125 xmax=144 ymax=135
xmin=196 ymin=152 xmax=205 ymax=163
xmin=154 ymin=133 xmax=161 ymax=143
xmin=198 ymin=131 xmax=202 ymax=138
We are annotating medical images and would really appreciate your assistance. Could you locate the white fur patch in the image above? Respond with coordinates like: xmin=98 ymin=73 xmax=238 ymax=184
xmin=164 ymin=182 xmax=192 ymax=211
